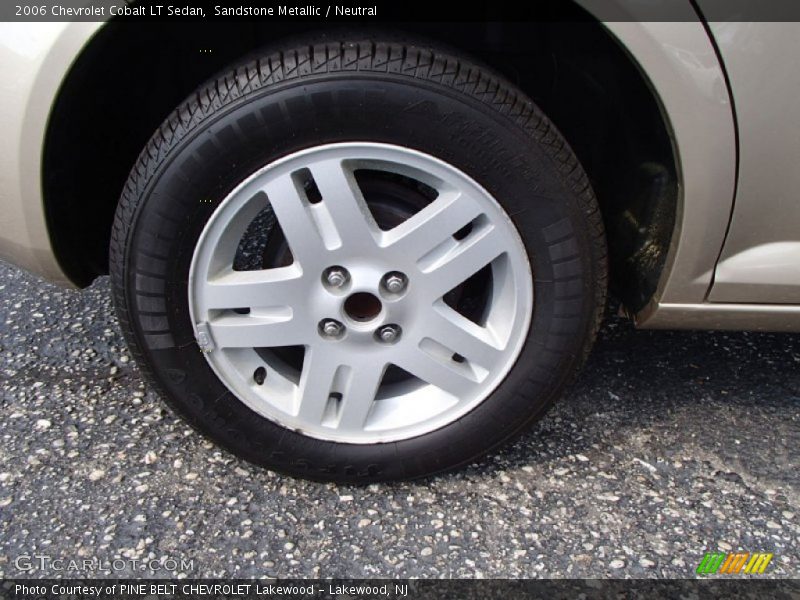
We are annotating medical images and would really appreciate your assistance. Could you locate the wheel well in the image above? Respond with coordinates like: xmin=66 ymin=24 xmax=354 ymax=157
xmin=43 ymin=12 xmax=677 ymax=313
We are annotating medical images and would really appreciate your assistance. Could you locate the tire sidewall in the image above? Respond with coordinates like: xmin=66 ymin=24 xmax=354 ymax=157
xmin=123 ymin=74 xmax=600 ymax=481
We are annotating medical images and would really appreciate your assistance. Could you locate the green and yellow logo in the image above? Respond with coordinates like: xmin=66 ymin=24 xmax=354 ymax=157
xmin=696 ymin=552 xmax=774 ymax=575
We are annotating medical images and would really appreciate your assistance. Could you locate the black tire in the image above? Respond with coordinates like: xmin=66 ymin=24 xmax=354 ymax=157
xmin=110 ymin=37 xmax=607 ymax=483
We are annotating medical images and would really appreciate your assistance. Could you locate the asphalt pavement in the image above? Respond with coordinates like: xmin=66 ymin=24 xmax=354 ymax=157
xmin=0 ymin=260 xmax=797 ymax=579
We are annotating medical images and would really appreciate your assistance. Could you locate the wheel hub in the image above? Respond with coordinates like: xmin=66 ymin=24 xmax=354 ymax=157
xmin=343 ymin=291 xmax=383 ymax=323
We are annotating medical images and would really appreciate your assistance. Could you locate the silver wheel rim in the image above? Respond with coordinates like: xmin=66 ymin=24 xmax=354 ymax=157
xmin=188 ymin=143 xmax=533 ymax=443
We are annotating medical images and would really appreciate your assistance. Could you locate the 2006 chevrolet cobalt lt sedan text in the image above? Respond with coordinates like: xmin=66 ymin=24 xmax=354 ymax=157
xmin=1 ymin=6 xmax=799 ymax=481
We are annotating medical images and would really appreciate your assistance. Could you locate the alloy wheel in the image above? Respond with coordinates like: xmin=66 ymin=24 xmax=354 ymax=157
xmin=188 ymin=143 xmax=533 ymax=443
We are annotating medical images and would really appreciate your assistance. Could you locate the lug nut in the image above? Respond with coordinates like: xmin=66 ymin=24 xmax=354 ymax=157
xmin=320 ymin=319 xmax=345 ymax=339
xmin=324 ymin=266 xmax=349 ymax=289
xmin=377 ymin=324 xmax=401 ymax=344
xmin=382 ymin=272 xmax=407 ymax=294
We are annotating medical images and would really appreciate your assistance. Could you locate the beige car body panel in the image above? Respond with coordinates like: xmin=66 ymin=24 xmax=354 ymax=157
xmin=0 ymin=14 xmax=798 ymax=330
xmin=0 ymin=22 xmax=102 ymax=286
xmin=599 ymin=21 xmax=736 ymax=307
xmin=704 ymin=22 xmax=800 ymax=304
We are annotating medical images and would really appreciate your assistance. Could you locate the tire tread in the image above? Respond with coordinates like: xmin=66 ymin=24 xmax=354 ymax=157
xmin=110 ymin=38 xmax=607 ymax=481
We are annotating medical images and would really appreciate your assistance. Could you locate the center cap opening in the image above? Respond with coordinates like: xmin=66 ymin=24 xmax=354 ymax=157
xmin=344 ymin=292 xmax=382 ymax=322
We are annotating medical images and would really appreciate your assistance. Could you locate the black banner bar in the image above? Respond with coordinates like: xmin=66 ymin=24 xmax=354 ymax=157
xmin=3 ymin=579 xmax=800 ymax=600
xmin=6 ymin=0 xmax=800 ymax=23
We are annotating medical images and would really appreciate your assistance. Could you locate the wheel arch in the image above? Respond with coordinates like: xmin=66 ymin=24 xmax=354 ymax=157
xmin=40 ymin=8 xmax=734 ymax=319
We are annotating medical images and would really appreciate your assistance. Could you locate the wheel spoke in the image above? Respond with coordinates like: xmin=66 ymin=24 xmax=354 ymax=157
xmin=207 ymin=313 xmax=306 ymax=348
xmin=394 ymin=348 xmax=478 ymax=399
xmin=295 ymin=347 xmax=342 ymax=424
xmin=421 ymin=223 xmax=505 ymax=299
xmin=202 ymin=265 xmax=304 ymax=311
xmin=426 ymin=303 xmax=502 ymax=369
xmin=262 ymin=175 xmax=326 ymax=267
xmin=208 ymin=193 xmax=270 ymax=268
xmin=382 ymin=192 xmax=482 ymax=261
xmin=336 ymin=361 xmax=387 ymax=431
xmin=308 ymin=158 xmax=379 ymax=252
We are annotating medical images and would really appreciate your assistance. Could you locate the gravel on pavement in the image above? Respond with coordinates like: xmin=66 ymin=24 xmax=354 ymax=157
xmin=0 ymin=260 xmax=797 ymax=579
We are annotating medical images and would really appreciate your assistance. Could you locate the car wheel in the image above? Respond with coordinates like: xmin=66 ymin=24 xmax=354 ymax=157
xmin=110 ymin=37 xmax=607 ymax=482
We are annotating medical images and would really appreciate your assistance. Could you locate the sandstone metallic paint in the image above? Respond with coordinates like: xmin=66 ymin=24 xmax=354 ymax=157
xmin=0 ymin=17 xmax=796 ymax=330
xmin=597 ymin=21 xmax=737 ymax=312
xmin=703 ymin=22 xmax=800 ymax=304
xmin=0 ymin=22 xmax=102 ymax=286
xmin=587 ymin=17 xmax=800 ymax=330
